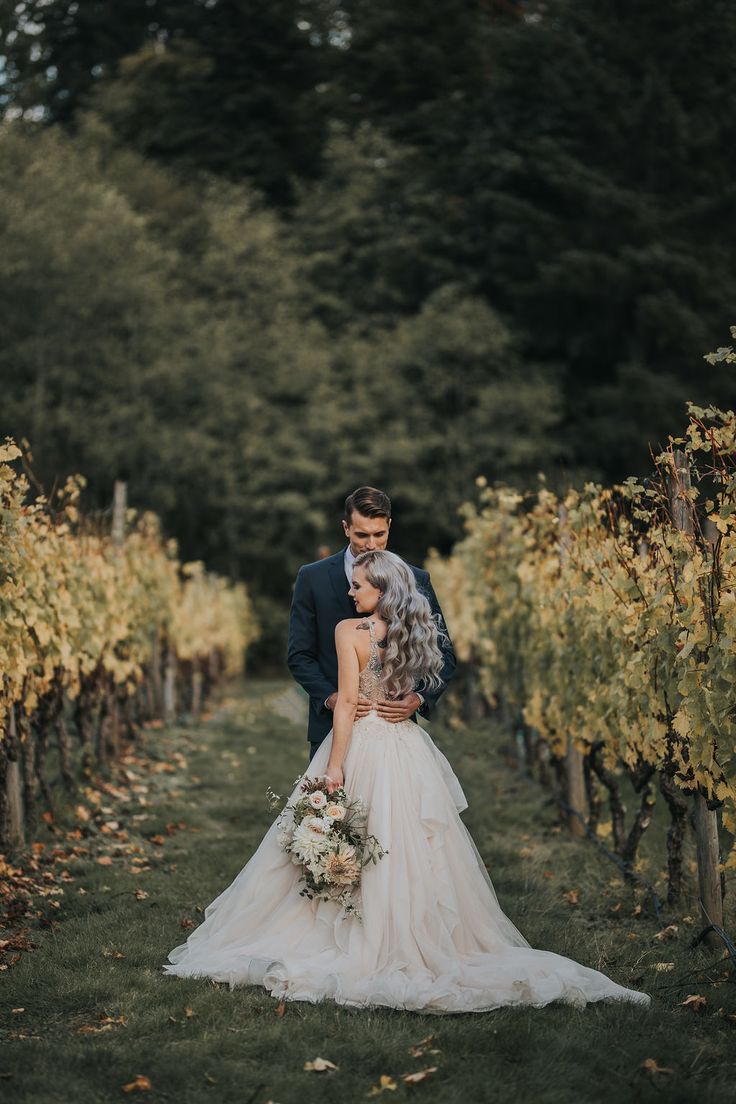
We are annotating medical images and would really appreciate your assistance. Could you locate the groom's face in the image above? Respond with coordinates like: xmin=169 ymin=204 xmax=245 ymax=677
xmin=342 ymin=511 xmax=391 ymax=557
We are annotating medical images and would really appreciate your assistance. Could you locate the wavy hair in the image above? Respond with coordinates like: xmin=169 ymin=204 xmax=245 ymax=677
xmin=353 ymin=549 xmax=446 ymax=698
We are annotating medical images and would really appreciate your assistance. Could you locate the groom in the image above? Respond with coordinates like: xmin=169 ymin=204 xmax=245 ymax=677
xmin=287 ymin=486 xmax=456 ymax=760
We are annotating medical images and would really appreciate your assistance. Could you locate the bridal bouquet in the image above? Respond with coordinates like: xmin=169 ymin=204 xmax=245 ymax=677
xmin=268 ymin=776 xmax=387 ymax=919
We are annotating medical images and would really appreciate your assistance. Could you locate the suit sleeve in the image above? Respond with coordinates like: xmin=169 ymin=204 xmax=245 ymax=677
xmin=287 ymin=566 xmax=336 ymax=710
xmin=416 ymin=568 xmax=457 ymax=718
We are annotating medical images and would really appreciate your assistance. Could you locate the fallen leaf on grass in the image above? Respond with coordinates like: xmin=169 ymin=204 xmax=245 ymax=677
xmin=652 ymin=962 xmax=674 ymax=972
xmin=640 ymin=1059 xmax=674 ymax=1077
xmin=563 ymin=889 xmax=580 ymax=907
xmin=133 ymin=890 xmax=149 ymax=901
xmin=184 ymin=1006 xmax=195 ymax=1019
xmin=519 ymin=847 xmax=534 ymax=858
xmin=717 ymin=1007 xmax=736 ymax=1023
xmin=149 ymin=835 xmax=166 ymax=847
xmin=401 ymin=1067 xmax=438 ymax=1084
xmin=407 ymin=1033 xmax=439 ymax=1059
xmin=122 ymin=1074 xmax=152 ymax=1093
xmin=679 ymin=994 xmax=706 ymax=1012
xmin=368 ymin=1074 xmax=397 ymax=1095
xmin=303 ymin=1057 xmax=338 ymax=1072
xmin=96 ymin=856 xmax=113 ymax=867
xmin=653 ymin=924 xmax=678 ymax=942
xmin=180 ymin=918 xmax=196 ymax=931
xmin=11 ymin=1008 xmax=25 ymax=1014
xmin=102 ymin=949 xmax=125 ymax=959
xmin=276 ymin=1001 xmax=286 ymax=1018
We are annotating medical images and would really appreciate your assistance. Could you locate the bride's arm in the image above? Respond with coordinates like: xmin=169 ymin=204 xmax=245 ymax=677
xmin=325 ymin=622 xmax=360 ymax=789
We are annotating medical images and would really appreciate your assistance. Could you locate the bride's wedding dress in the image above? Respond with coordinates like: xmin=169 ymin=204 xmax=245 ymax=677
xmin=164 ymin=623 xmax=651 ymax=1013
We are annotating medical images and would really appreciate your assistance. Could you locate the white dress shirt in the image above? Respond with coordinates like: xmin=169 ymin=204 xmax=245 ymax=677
xmin=344 ymin=543 xmax=356 ymax=585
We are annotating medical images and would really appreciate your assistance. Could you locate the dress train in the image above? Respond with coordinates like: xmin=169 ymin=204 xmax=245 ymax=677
xmin=164 ymin=710 xmax=651 ymax=1013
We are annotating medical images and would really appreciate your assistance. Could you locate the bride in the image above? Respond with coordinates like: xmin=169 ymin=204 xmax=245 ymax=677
xmin=164 ymin=550 xmax=651 ymax=1012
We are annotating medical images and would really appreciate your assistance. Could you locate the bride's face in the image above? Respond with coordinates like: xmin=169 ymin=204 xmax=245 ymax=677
xmin=349 ymin=565 xmax=382 ymax=614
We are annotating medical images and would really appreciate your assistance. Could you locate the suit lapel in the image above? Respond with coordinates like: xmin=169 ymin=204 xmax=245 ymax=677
xmin=327 ymin=549 xmax=356 ymax=619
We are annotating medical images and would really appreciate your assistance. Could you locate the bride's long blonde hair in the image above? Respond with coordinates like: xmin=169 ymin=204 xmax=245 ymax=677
xmin=353 ymin=550 xmax=446 ymax=698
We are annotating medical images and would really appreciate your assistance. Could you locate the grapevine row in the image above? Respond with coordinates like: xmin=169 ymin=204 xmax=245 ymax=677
xmin=430 ymin=359 xmax=736 ymax=943
xmin=0 ymin=440 xmax=259 ymax=849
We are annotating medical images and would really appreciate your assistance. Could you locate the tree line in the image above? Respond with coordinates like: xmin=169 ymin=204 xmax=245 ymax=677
xmin=1 ymin=0 xmax=735 ymax=658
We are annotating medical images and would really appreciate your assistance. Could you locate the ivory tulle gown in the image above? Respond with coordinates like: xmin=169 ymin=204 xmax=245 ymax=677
xmin=164 ymin=623 xmax=651 ymax=1013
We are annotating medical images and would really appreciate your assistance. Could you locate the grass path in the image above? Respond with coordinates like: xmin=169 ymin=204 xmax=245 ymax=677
xmin=1 ymin=678 xmax=735 ymax=1104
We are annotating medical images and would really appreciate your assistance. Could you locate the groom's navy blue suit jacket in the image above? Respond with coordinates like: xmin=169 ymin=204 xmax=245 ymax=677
xmin=287 ymin=547 xmax=457 ymax=747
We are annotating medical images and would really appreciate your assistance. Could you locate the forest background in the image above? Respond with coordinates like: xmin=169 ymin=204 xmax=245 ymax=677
xmin=1 ymin=0 xmax=735 ymax=661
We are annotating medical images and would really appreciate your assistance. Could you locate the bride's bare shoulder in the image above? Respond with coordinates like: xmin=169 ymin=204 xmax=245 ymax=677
xmin=335 ymin=618 xmax=364 ymax=637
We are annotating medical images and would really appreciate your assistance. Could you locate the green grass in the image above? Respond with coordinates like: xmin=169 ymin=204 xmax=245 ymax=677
xmin=1 ymin=678 xmax=735 ymax=1104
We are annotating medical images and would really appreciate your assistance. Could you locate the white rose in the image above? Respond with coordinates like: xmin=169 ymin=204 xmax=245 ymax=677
xmin=324 ymin=804 xmax=346 ymax=821
xmin=302 ymin=815 xmax=331 ymax=836
xmin=308 ymin=791 xmax=327 ymax=809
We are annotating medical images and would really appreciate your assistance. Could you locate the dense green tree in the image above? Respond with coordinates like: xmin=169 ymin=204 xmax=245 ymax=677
xmin=0 ymin=121 xmax=564 ymax=657
xmin=0 ymin=122 xmax=334 ymax=652
xmin=458 ymin=0 xmax=736 ymax=478
xmin=3 ymin=0 xmax=736 ymax=666
xmin=320 ymin=284 xmax=564 ymax=553
xmin=292 ymin=123 xmax=459 ymax=328
xmin=0 ymin=0 xmax=162 ymax=121
xmin=0 ymin=0 xmax=331 ymax=202
xmin=323 ymin=0 xmax=736 ymax=478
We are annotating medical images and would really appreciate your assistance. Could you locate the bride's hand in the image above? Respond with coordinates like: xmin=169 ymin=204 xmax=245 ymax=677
xmin=324 ymin=766 xmax=344 ymax=793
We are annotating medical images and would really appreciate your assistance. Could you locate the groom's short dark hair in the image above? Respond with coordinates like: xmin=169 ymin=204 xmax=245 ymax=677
xmin=344 ymin=486 xmax=391 ymax=523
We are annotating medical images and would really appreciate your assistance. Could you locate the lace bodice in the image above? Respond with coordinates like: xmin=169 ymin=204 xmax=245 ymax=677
xmin=358 ymin=620 xmax=388 ymax=702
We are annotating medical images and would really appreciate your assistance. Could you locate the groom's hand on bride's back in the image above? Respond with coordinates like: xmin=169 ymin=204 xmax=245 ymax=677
xmin=355 ymin=696 xmax=373 ymax=718
xmin=375 ymin=693 xmax=422 ymax=723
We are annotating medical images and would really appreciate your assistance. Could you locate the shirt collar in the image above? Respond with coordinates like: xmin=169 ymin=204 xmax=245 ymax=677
xmin=343 ymin=543 xmax=356 ymax=584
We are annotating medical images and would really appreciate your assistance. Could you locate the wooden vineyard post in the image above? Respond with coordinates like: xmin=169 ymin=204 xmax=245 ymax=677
xmin=191 ymin=658 xmax=203 ymax=718
xmin=5 ymin=705 xmax=25 ymax=849
xmin=150 ymin=627 xmax=163 ymax=716
xmin=668 ymin=449 xmax=724 ymax=947
xmin=112 ymin=480 xmax=127 ymax=548
xmin=559 ymin=503 xmax=586 ymax=836
xmin=163 ymin=640 xmax=177 ymax=724
xmin=464 ymin=646 xmax=484 ymax=725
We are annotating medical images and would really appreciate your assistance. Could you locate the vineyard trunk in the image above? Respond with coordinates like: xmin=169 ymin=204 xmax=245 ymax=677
xmin=669 ymin=450 xmax=724 ymax=945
